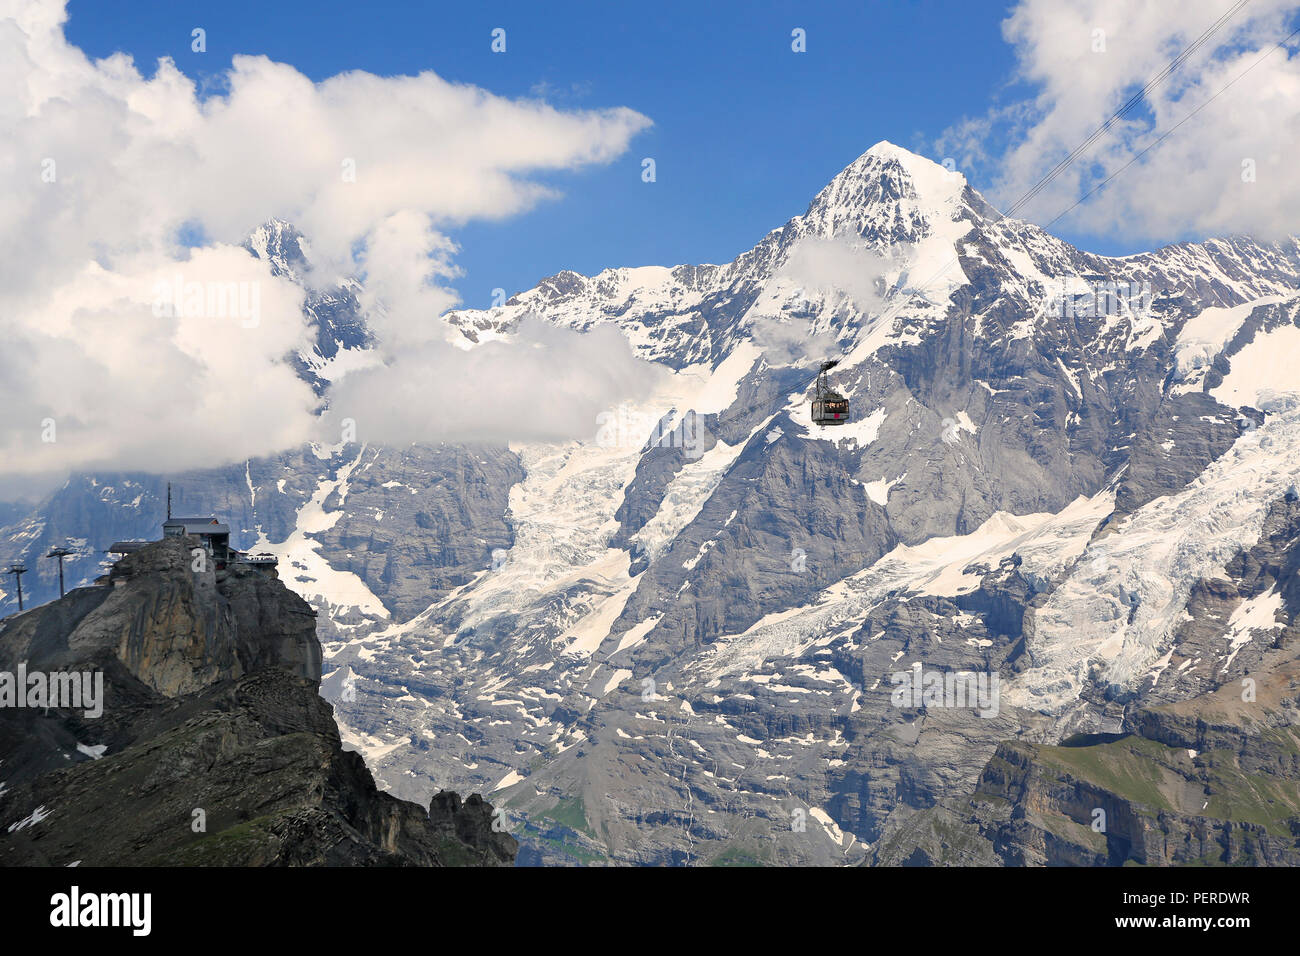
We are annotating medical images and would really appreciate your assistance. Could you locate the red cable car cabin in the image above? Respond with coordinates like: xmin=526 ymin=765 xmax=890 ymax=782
xmin=812 ymin=393 xmax=849 ymax=425
xmin=811 ymin=359 xmax=850 ymax=426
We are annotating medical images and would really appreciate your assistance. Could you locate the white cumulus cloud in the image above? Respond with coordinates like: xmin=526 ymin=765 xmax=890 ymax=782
xmin=0 ymin=0 xmax=653 ymax=479
xmin=934 ymin=0 xmax=1300 ymax=245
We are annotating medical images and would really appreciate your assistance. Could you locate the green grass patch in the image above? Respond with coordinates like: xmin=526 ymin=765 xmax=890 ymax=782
xmin=1035 ymin=735 xmax=1180 ymax=813
xmin=707 ymin=843 xmax=769 ymax=867
xmin=537 ymin=794 xmax=595 ymax=837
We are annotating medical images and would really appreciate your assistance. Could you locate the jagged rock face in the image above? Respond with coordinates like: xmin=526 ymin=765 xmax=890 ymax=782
xmin=312 ymin=444 xmax=525 ymax=623
xmin=614 ymin=422 xmax=896 ymax=666
xmin=3 ymin=142 xmax=1300 ymax=866
xmin=0 ymin=539 xmax=515 ymax=866
xmin=1130 ymin=494 xmax=1300 ymax=706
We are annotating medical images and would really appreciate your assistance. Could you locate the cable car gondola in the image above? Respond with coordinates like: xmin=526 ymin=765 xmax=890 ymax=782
xmin=811 ymin=359 xmax=849 ymax=426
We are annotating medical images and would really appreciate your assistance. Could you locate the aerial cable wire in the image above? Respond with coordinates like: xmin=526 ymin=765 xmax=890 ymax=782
xmin=872 ymin=1 xmax=1284 ymax=333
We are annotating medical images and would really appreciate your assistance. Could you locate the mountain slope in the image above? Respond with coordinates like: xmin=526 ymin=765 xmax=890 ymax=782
xmin=3 ymin=142 xmax=1299 ymax=865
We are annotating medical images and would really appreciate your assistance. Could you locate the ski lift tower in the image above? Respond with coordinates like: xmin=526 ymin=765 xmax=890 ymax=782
xmin=46 ymin=547 xmax=74 ymax=598
xmin=5 ymin=563 xmax=28 ymax=611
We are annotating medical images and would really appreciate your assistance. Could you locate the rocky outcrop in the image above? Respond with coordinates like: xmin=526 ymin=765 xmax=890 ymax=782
xmin=939 ymin=705 xmax=1300 ymax=866
xmin=0 ymin=537 xmax=515 ymax=866
xmin=879 ymin=621 xmax=1300 ymax=866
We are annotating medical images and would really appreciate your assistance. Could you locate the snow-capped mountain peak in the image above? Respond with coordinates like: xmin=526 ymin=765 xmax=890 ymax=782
xmin=438 ymin=143 xmax=985 ymax=370
xmin=245 ymin=218 xmax=311 ymax=281
xmin=796 ymin=140 xmax=970 ymax=246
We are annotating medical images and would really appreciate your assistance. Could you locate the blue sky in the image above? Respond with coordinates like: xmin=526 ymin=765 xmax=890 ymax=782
xmin=67 ymin=0 xmax=1028 ymax=308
